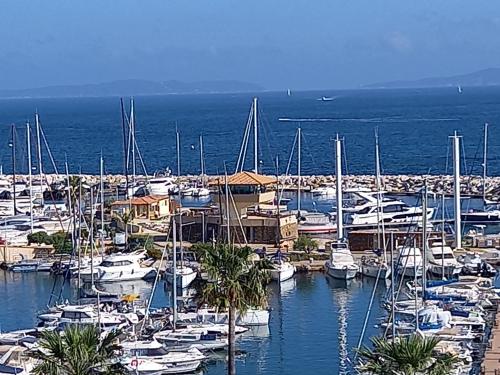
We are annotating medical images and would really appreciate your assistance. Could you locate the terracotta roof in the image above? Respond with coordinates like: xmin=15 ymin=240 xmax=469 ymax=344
xmin=112 ymin=195 xmax=169 ymax=206
xmin=211 ymin=171 xmax=276 ymax=186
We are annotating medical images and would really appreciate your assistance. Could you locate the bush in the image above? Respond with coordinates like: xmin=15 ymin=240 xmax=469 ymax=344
xmin=293 ymin=236 xmax=318 ymax=253
xmin=50 ymin=231 xmax=73 ymax=253
xmin=28 ymin=231 xmax=52 ymax=245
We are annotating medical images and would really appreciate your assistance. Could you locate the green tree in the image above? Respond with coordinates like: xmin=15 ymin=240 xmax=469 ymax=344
xmin=30 ymin=325 xmax=125 ymax=375
xmin=357 ymin=334 xmax=460 ymax=375
xmin=199 ymin=244 xmax=268 ymax=375
xmin=27 ymin=231 xmax=52 ymax=245
xmin=293 ymin=235 xmax=318 ymax=252
xmin=50 ymin=231 xmax=73 ymax=253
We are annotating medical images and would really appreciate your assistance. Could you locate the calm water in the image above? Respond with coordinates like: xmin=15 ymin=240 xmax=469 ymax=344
xmin=0 ymin=270 xmax=386 ymax=375
xmin=0 ymin=87 xmax=500 ymax=176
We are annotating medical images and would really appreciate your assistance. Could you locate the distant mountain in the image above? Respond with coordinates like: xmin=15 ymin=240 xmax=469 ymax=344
xmin=0 ymin=79 xmax=264 ymax=98
xmin=364 ymin=68 xmax=500 ymax=89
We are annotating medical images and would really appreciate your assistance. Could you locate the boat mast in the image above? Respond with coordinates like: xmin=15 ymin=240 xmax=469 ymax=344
xmin=90 ymin=187 xmax=95 ymax=287
xmin=35 ymin=112 xmax=44 ymax=206
xmin=335 ymin=134 xmax=343 ymax=240
xmin=275 ymin=155 xmax=281 ymax=249
xmin=120 ymin=98 xmax=129 ymax=198
xmin=10 ymin=125 xmax=17 ymax=215
xmin=77 ymin=175 xmax=82 ymax=300
xmin=483 ymin=122 xmax=488 ymax=205
xmin=422 ymin=180 xmax=428 ymax=294
xmin=297 ymin=127 xmax=301 ymax=215
xmin=451 ymin=132 xmax=462 ymax=249
xmin=172 ymin=216 xmax=178 ymax=331
xmin=100 ymin=155 xmax=105 ymax=256
xmin=176 ymin=127 xmax=181 ymax=177
xmin=199 ymin=134 xmax=205 ymax=187
xmin=441 ymin=194 xmax=445 ymax=280
xmin=130 ymin=99 xmax=136 ymax=184
xmin=375 ymin=128 xmax=386 ymax=261
xmin=26 ymin=122 xmax=34 ymax=233
xmin=253 ymin=97 xmax=258 ymax=173
xmin=224 ymin=167 xmax=231 ymax=244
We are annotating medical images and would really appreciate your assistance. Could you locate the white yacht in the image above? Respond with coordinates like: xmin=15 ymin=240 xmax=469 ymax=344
xmin=80 ymin=250 xmax=156 ymax=283
xmin=461 ymin=208 xmax=500 ymax=223
xmin=427 ymin=242 xmax=463 ymax=277
xmin=347 ymin=192 xmax=434 ymax=227
xmin=57 ymin=305 xmax=129 ymax=330
xmin=396 ymin=246 xmax=424 ymax=278
xmin=268 ymin=252 xmax=295 ymax=282
xmin=147 ymin=175 xmax=176 ymax=195
xmin=193 ymin=187 xmax=210 ymax=197
xmin=121 ymin=339 xmax=205 ymax=375
xmin=311 ymin=184 xmax=336 ymax=196
xmin=324 ymin=241 xmax=359 ymax=280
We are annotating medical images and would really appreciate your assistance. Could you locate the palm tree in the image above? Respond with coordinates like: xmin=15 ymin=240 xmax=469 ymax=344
xmin=115 ymin=210 xmax=135 ymax=246
xmin=30 ymin=325 xmax=125 ymax=375
xmin=199 ymin=244 xmax=268 ymax=375
xmin=357 ymin=334 xmax=459 ymax=375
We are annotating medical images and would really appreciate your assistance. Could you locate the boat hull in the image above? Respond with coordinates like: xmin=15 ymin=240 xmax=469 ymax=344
xmin=269 ymin=264 xmax=295 ymax=282
xmin=360 ymin=263 xmax=391 ymax=279
xmin=325 ymin=262 xmax=358 ymax=280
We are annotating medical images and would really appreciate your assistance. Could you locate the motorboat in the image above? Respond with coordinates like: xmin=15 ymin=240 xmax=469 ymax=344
xmin=153 ymin=329 xmax=228 ymax=351
xmin=298 ymin=212 xmax=336 ymax=235
xmin=8 ymin=257 xmax=39 ymax=272
xmin=427 ymin=242 xmax=463 ymax=277
xmin=192 ymin=187 xmax=210 ymax=197
xmin=324 ymin=241 xmax=359 ymax=280
xmin=147 ymin=172 xmax=177 ymax=195
xmin=268 ymin=251 xmax=295 ymax=282
xmin=346 ymin=191 xmax=434 ymax=227
xmin=80 ymin=250 xmax=156 ymax=283
xmin=396 ymin=246 xmax=424 ymax=278
xmin=121 ymin=339 xmax=205 ymax=374
xmin=360 ymin=255 xmax=391 ymax=279
xmin=0 ymin=345 xmax=35 ymax=374
xmin=177 ymin=306 xmax=270 ymax=327
xmin=461 ymin=208 xmax=500 ymax=223
xmin=457 ymin=252 xmax=496 ymax=277
xmin=310 ymin=184 xmax=335 ymax=196
xmin=180 ymin=186 xmax=197 ymax=197
xmin=57 ymin=305 xmax=130 ymax=331
xmin=164 ymin=265 xmax=197 ymax=289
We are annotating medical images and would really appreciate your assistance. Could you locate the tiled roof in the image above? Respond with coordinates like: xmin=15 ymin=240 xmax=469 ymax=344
xmin=211 ymin=171 xmax=276 ymax=186
xmin=112 ymin=195 xmax=169 ymax=206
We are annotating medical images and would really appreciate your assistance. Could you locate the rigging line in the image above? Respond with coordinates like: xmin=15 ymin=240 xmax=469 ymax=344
xmin=284 ymin=129 xmax=298 ymax=177
xmin=299 ymin=130 xmax=318 ymax=169
xmin=445 ymin=137 xmax=450 ymax=175
xmin=134 ymin=136 xmax=149 ymax=179
xmin=342 ymin=137 xmax=349 ymax=177
xmin=39 ymin=120 xmax=59 ymax=175
xmin=235 ymin=103 xmax=253 ymax=172
xmin=461 ymin=136 xmax=468 ymax=179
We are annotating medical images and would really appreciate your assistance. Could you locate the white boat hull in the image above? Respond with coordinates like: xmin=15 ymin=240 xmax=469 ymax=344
xmin=165 ymin=267 xmax=197 ymax=289
xmin=325 ymin=262 xmax=358 ymax=280
xmin=397 ymin=266 xmax=423 ymax=278
xmin=81 ymin=268 xmax=156 ymax=283
xmin=237 ymin=309 xmax=270 ymax=326
xmin=269 ymin=263 xmax=295 ymax=282
xmin=429 ymin=264 xmax=462 ymax=277
xmin=361 ymin=263 xmax=391 ymax=279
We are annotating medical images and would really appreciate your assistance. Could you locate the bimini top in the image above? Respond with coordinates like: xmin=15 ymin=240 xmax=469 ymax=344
xmin=211 ymin=171 xmax=276 ymax=186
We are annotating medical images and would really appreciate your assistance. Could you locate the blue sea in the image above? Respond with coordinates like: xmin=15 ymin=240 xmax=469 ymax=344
xmin=0 ymin=87 xmax=499 ymax=176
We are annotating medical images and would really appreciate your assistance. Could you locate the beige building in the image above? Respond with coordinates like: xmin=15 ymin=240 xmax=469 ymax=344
xmin=111 ymin=195 xmax=172 ymax=220
xmin=211 ymin=171 xmax=298 ymax=245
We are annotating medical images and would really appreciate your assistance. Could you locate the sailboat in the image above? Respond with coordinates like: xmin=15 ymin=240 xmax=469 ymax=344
xmin=165 ymin=214 xmax=197 ymax=289
xmin=457 ymin=85 xmax=463 ymax=94
xmin=325 ymin=135 xmax=359 ymax=280
xmin=360 ymin=130 xmax=391 ymax=279
xmin=287 ymin=88 xmax=291 ymax=97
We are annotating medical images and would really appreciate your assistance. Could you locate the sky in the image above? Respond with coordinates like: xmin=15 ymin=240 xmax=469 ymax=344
xmin=1 ymin=0 xmax=500 ymax=90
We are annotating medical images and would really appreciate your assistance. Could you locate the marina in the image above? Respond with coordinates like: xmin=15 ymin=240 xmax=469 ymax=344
xmin=0 ymin=92 xmax=500 ymax=374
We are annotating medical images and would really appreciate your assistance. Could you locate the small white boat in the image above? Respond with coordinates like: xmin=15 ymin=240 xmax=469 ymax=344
xmin=121 ymin=339 xmax=204 ymax=374
xmin=427 ymin=242 xmax=462 ymax=277
xmin=153 ymin=329 xmax=228 ymax=351
xmin=57 ymin=305 xmax=130 ymax=331
xmin=268 ymin=252 xmax=295 ymax=282
xmin=310 ymin=184 xmax=336 ymax=196
xmin=397 ymin=246 xmax=424 ymax=278
xmin=193 ymin=187 xmax=210 ymax=197
xmin=298 ymin=212 xmax=336 ymax=235
xmin=80 ymin=250 xmax=156 ymax=283
xmin=177 ymin=306 xmax=270 ymax=327
xmin=164 ymin=265 xmax=197 ymax=289
xmin=360 ymin=256 xmax=391 ymax=279
xmin=457 ymin=252 xmax=496 ymax=277
xmin=180 ymin=187 xmax=197 ymax=197
xmin=324 ymin=241 xmax=359 ymax=280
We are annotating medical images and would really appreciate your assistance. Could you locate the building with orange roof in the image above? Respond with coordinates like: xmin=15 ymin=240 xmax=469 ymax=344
xmin=111 ymin=195 xmax=173 ymax=220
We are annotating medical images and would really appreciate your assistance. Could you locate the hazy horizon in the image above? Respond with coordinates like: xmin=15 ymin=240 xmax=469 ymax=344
xmin=2 ymin=0 xmax=500 ymax=91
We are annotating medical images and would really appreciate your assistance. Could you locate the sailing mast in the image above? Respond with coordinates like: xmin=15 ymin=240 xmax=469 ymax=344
xmin=176 ymin=127 xmax=181 ymax=177
xmin=253 ymin=97 xmax=258 ymax=173
xmin=451 ymin=132 xmax=462 ymax=249
xmin=297 ymin=127 xmax=301 ymax=215
xmin=130 ymin=99 xmax=136 ymax=184
xmin=199 ymin=134 xmax=205 ymax=187
xmin=35 ymin=112 xmax=44 ymax=206
xmin=172 ymin=216 xmax=178 ymax=331
xmin=10 ymin=125 xmax=17 ymax=215
xmin=100 ymin=155 xmax=105 ymax=256
xmin=26 ymin=122 xmax=34 ymax=233
xmin=120 ymin=98 xmax=129 ymax=198
xmin=374 ymin=129 xmax=386 ymax=262
xmin=335 ymin=134 xmax=343 ymax=240
xmin=483 ymin=122 xmax=488 ymax=205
